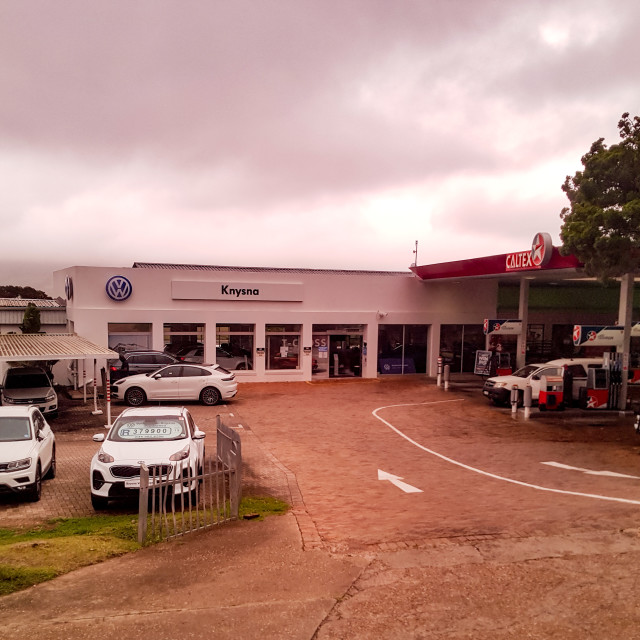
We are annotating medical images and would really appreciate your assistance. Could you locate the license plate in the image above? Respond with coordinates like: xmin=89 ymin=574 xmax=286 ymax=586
xmin=124 ymin=479 xmax=140 ymax=489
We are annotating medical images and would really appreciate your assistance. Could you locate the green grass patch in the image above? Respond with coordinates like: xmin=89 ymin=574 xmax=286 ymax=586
xmin=239 ymin=495 xmax=289 ymax=519
xmin=0 ymin=496 xmax=289 ymax=597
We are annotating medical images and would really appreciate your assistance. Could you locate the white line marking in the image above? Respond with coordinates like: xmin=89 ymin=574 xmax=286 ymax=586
xmin=378 ymin=469 xmax=423 ymax=493
xmin=542 ymin=461 xmax=640 ymax=479
xmin=372 ymin=399 xmax=640 ymax=507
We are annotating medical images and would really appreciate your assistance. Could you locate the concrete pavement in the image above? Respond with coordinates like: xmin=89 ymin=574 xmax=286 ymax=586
xmin=3 ymin=377 xmax=640 ymax=638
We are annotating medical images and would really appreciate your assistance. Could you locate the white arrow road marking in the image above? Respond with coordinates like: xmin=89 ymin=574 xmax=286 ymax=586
xmin=542 ymin=461 xmax=640 ymax=479
xmin=378 ymin=469 xmax=423 ymax=493
xmin=372 ymin=399 xmax=640 ymax=506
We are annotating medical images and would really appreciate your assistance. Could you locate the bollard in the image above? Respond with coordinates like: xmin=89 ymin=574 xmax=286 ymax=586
xmin=510 ymin=385 xmax=519 ymax=416
xmin=436 ymin=356 xmax=443 ymax=387
xmin=443 ymin=364 xmax=450 ymax=391
xmin=523 ymin=385 xmax=532 ymax=420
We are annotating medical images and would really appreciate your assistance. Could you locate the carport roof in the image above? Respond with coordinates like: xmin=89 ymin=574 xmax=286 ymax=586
xmin=0 ymin=333 xmax=118 ymax=362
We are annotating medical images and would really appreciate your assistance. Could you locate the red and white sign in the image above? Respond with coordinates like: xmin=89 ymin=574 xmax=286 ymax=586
xmin=506 ymin=232 xmax=553 ymax=272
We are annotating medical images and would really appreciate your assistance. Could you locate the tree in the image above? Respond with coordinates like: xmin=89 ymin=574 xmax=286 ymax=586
xmin=560 ymin=112 xmax=640 ymax=281
xmin=0 ymin=285 xmax=51 ymax=299
xmin=19 ymin=303 xmax=41 ymax=334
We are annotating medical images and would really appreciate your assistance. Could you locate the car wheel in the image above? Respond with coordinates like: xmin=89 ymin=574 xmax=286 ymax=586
xmin=236 ymin=362 xmax=246 ymax=370
xmin=200 ymin=386 xmax=221 ymax=406
xmin=91 ymin=494 xmax=109 ymax=510
xmin=125 ymin=387 xmax=147 ymax=406
xmin=45 ymin=445 xmax=56 ymax=479
xmin=27 ymin=463 xmax=42 ymax=502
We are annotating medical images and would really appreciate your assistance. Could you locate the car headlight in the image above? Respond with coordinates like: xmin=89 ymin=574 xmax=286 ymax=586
xmin=3 ymin=396 xmax=17 ymax=404
xmin=2 ymin=458 xmax=32 ymax=472
xmin=97 ymin=448 xmax=114 ymax=463
xmin=170 ymin=445 xmax=190 ymax=461
xmin=45 ymin=390 xmax=56 ymax=402
xmin=493 ymin=382 xmax=508 ymax=388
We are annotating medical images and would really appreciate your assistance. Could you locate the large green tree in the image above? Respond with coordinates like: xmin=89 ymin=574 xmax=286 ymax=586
xmin=560 ymin=112 xmax=640 ymax=280
xmin=0 ymin=285 xmax=50 ymax=299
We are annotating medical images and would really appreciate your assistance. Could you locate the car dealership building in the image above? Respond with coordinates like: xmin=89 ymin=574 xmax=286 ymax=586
xmin=52 ymin=234 xmax=637 ymax=384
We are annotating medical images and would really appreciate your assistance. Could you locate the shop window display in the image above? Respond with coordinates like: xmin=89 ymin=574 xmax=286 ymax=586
xmin=266 ymin=325 xmax=301 ymax=370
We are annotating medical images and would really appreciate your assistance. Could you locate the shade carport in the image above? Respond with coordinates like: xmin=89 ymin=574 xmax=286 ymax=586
xmin=0 ymin=333 xmax=118 ymax=420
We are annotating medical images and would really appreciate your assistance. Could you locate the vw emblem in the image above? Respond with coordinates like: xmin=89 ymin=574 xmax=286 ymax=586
xmin=64 ymin=275 xmax=74 ymax=300
xmin=106 ymin=275 xmax=133 ymax=301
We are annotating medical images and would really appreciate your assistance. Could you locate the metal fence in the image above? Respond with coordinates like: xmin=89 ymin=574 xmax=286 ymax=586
xmin=137 ymin=417 xmax=242 ymax=544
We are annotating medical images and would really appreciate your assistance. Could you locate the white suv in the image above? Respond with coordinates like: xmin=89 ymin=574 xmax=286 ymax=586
xmin=111 ymin=363 xmax=238 ymax=407
xmin=482 ymin=358 xmax=603 ymax=406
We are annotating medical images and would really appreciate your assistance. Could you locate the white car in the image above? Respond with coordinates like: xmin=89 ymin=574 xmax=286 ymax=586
xmin=90 ymin=406 xmax=205 ymax=510
xmin=482 ymin=358 xmax=603 ymax=406
xmin=111 ymin=363 xmax=238 ymax=407
xmin=0 ymin=406 xmax=56 ymax=502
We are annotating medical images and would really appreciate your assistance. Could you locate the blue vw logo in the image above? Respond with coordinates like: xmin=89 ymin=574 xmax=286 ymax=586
xmin=106 ymin=275 xmax=133 ymax=301
xmin=64 ymin=276 xmax=74 ymax=300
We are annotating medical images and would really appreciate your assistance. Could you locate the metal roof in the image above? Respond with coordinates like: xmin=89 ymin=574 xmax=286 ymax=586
xmin=132 ymin=262 xmax=410 ymax=276
xmin=0 ymin=334 xmax=118 ymax=362
xmin=0 ymin=298 xmax=65 ymax=309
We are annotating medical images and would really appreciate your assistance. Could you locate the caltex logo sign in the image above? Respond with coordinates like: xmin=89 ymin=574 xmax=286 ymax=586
xmin=531 ymin=232 xmax=552 ymax=267
xmin=106 ymin=275 xmax=133 ymax=301
xmin=572 ymin=325 xmax=581 ymax=344
xmin=506 ymin=232 xmax=553 ymax=271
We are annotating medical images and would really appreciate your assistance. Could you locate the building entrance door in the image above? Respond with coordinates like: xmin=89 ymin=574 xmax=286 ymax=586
xmin=329 ymin=334 xmax=362 ymax=378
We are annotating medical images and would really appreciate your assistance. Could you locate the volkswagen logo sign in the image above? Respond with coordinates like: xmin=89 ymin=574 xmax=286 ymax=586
xmin=106 ymin=275 xmax=133 ymax=301
xmin=64 ymin=275 xmax=74 ymax=301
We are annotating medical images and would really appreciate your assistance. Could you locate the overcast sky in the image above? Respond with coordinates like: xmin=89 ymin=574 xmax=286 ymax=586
xmin=1 ymin=0 xmax=638 ymax=295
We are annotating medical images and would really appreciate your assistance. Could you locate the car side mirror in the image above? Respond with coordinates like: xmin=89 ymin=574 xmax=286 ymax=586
xmin=193 ymin=429 xmax=206 ymax=440
xmin=93 ymin=434 xmax=105 ymax=442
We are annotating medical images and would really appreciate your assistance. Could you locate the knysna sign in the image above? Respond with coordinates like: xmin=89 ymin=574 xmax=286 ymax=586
xmin=172 ymin=280 xmax=304 ymax=302
xmin=506 ymin=232 xmax=553 ymax=272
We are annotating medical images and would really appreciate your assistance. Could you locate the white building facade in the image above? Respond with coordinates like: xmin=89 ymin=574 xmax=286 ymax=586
xmin=53 ymin=263 xmax=497 ymax=382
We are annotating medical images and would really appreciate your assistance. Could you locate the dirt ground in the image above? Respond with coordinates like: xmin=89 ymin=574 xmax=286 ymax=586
xmin=3 ymin=376 xmax=640 ymax=639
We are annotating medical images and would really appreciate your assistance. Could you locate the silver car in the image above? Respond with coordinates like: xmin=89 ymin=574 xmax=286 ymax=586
xmin=1 ymin=366 xmax=58 ymax=417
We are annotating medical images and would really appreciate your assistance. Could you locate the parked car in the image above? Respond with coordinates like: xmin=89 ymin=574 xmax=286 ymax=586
xmin=111 ymin=363 xmax=238 ymax=407
xmin=0 ymin=406 xmax=56 ymax=501
xmin=109 ymin=351 xmax=181 ymax=382
xmin=176 ymin=345 xmax=251 ymax=370
xmin=482 ymin=358 xmax=603 ymax=406
xmin=0 ymin=366 xmax=58 ymax=417
xmin=89 ymin=406 xmax=205 ymax=510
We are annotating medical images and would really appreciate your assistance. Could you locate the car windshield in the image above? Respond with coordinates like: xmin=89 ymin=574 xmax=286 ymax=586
xmin=108 ymin=416 xmax=187 ymax=442
xmin=0 ymin=417 xmax=32 ymax=441
xmin=512 ymin=365 xmax=541 ymax=378
xmin=5 ymin=372 xmax=50 ymax=389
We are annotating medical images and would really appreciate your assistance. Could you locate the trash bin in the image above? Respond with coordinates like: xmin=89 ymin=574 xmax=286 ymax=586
xmin=539 ymin=375 xmax=564 ymax=411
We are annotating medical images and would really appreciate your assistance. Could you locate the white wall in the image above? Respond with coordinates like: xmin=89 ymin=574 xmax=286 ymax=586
xmin=53 ymin=265 xmax=498 ymax=381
